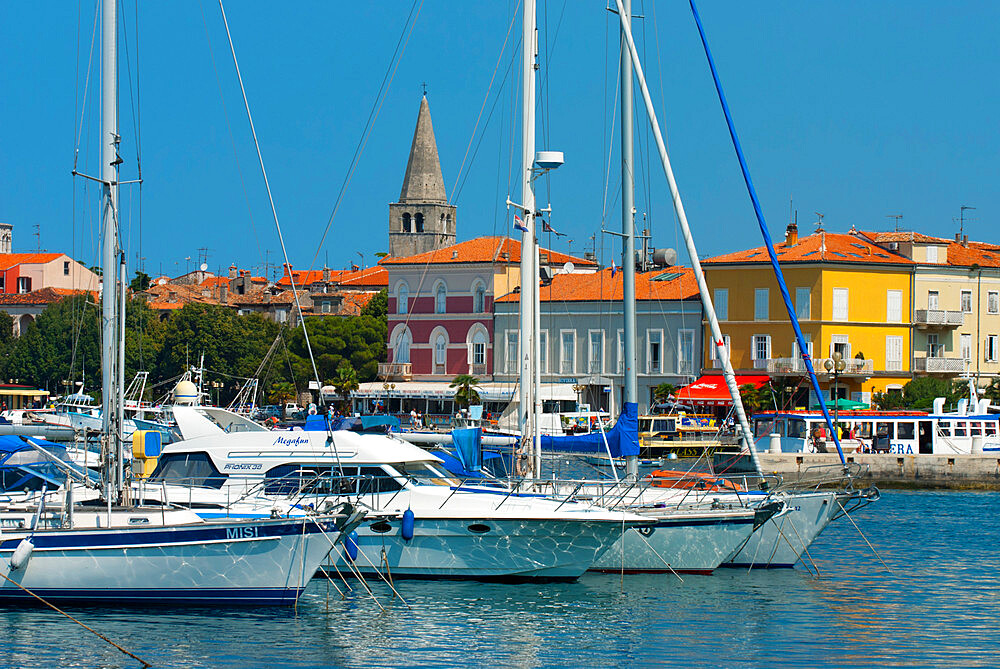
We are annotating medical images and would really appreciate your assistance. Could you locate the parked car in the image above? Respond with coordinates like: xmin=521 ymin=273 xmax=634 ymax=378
xmin=284 ymin=402 xmax=303 ymax=418
xmin=254 ymin=405 xmax=282 ymax=421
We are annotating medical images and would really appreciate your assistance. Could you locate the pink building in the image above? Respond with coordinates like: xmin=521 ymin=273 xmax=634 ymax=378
xmin=380 ymin=236 xmax=595 ymax=381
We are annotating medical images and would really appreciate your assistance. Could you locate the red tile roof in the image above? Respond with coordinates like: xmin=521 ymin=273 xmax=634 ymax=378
xmin=276 ymin=265 xmax=388 ymax=288
xmin=943 ymin=241 xmax=1000 ymax=268
xmin=0 ymin=287 xmax=69 ymax=305
xmin=859 ymin=231 xmax=950 ymax=244
xmin=199 ymin=276 xmax=230 ymax=289
xmin=496 ymin=267 xmax=698 ymax=303
xmin=339 ymin=292 xmax=376 ymax=315
xmin=380 ymin=236 xmax=596 ymax=267
xmin=0 ymin=253 xmax=65 ymax=270
xmin=703 ymin=232 xmax=912 ymax=266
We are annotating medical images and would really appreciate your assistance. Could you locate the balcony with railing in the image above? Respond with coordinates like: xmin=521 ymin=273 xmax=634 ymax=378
xmin=913 ymin=357 xmax=966 ymax=374
xmin=378 ymin=362 xmax=412 ymax=381
xmin=764 ymin=357 xmax=874 ymax=377
xmin=914 ymin=310 xmax=964 ymax=328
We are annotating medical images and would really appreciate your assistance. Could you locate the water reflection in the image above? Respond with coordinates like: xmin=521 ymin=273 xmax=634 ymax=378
xmin=2 ymin=492 xmax=999 ymax=667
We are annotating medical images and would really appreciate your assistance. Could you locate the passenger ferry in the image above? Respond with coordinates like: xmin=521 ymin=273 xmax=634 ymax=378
xmin=752 ymin=398 xmax=999 ymax=455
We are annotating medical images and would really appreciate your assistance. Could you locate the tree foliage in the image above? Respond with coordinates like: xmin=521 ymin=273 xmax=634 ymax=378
xmin=330 ymin=362 xmax=359 ymax=413
xmin=284 ymin=314 xmax=386 ymax=384
xmin=450 ymin=374 xmax=481 ymax=408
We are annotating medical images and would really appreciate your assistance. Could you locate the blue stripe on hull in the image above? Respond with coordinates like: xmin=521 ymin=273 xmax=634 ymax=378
xmin=718 ymin=562 xmax=795 ymax=569
xmin=0 ymin=587 xmax=304 ymax=607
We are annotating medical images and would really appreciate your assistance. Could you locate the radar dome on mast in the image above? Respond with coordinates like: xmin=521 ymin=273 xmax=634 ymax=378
xmin=173 ymin=380 xmax=199 ymax=406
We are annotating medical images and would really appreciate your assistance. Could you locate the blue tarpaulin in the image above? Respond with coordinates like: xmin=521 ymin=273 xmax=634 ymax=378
xmin=540 ymin=402 xmax=640 ymax=457
xmin=451 ymin=427 xmax=483 ymax=472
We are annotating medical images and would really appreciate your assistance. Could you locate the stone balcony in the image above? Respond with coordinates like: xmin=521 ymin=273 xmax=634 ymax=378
xmin=764 ymin=357 xmax=874 ymax=377
xmin=914 ymin=310 xmax=964 ymax=328
xmin=913 ymin=357 xmax=967 ymax=374
xmin=378 ymin=362 xmax=412 ymax=381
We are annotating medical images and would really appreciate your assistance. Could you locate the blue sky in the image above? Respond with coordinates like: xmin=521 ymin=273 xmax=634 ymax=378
xmin=1 ymin=1 xmax=997 ymax=282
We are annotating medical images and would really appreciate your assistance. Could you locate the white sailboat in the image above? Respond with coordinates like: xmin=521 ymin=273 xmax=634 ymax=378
xmin=0 ymin=0 xmax=362 ymax=605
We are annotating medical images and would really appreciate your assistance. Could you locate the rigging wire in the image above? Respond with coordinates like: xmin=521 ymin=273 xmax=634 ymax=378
xmin=307 ymin=0 xmax=424 ymax=273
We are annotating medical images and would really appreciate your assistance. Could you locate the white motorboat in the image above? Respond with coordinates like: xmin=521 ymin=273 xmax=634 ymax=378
xmin=147 ymin=406 xmax=649 ymax=581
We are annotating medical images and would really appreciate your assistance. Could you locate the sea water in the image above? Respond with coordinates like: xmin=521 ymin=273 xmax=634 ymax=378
xmin=1 ymin=490 xmax=997 ymax=668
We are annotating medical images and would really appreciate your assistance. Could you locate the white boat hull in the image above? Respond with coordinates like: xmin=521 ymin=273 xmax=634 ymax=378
xmin=328 ymin=517 xmax=629 ymax=581
xmin=591 ymin=509 xmax=757 ymax=574
xmin=0 ymin=516 xmax=345 ymax=605
xmin=721 ymin=490 xmax=842 ymax=568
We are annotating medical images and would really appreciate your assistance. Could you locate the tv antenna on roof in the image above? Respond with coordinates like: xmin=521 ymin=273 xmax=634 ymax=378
xmin=886 ymin=214 xmax=903 ymax=232
xmin=959 ymin=205 xmax=975 ymax=237
xmin=33 ymin=224 xmax=41 ymax=252
xmin=814 ymin=212 xmax=825 ymax=232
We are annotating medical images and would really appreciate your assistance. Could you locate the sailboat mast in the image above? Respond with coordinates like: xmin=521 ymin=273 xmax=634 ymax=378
xmin=100 ymin=0 xmax=122 ymax=499
xmin=614 ymin=0 xmax=761 ymax=473
xmin=619 ymin=0 xmax=639 ymax=479
xmin=518 ymin=0 xmax=538 ymax=477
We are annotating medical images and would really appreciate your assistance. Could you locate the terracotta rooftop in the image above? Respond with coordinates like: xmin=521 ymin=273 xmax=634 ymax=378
xmin=0 ymin=253 xmax=65 ymax=270
xmin=199 ymin=276 xmax=230 ymax=289
xmin=276 ymin=265 xmax=388 ymax=288
xmin=339 ymin=292 xmax=377 ymax=315
xmin=496 ymin=267 xmax=698 ymax=303
xmin=0 ymin=287 xmax=72 ymax=305
xmin=381 ymin=236 xmax=595 ymax=267
xmin=859 ymin=231 xmax=950 ymax=244
xmin=942 ymin=240 xmax=1000 ymax=268
xmin=704 ymin=231 xmax=912 ymax=266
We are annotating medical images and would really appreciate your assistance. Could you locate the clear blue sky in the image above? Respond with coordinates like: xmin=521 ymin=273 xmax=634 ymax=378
xmin=1 ymin=1 xmax=997 ymax=281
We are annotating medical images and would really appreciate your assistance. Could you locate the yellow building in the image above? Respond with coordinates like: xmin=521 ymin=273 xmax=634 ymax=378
xmin=702 ymin=225 xmax=913 ymax=405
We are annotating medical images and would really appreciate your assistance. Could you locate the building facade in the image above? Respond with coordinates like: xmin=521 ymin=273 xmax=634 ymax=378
xmin=702 ymin=226 xmax=913 ymax=405
xmin=380 ymin=237 xmax=595 ymax=382
xmin=492 ymin=267 xmax=703 ymax=412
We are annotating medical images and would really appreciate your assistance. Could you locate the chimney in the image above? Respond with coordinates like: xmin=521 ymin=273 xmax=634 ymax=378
xmin=220 ymin=285 xmax=228 ymax=304
xmin=963 ymin=235 xmax=969 ymax=246
xmin=785 ymin=221 xmax=798 ymax=247
xmin=956 ymin=233 xmax=962 ymax=242
xmin=229 ymin=265 xmax=237 ymax=279
xmin=322 ymin=266 xmax=331 ymax=282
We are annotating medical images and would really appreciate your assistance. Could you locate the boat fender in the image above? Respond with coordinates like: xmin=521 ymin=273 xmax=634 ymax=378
xmin=344 ymin=531 xmax=359 ymax=562
xmin=401 ymin=509 xmax=415 ymax=541
xmin=9 ymin=538 xmax=33 ymax=571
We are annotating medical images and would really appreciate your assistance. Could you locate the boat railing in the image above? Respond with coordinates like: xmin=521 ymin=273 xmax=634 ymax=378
xmin=775 ymin=461 xmax=868 ymax=491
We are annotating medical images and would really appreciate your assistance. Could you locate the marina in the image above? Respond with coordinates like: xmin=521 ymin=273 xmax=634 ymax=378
xmin=1 ymin=0 xmax=998 ymax=666
xmin=2 ymin=491 xmax=995 ymax=668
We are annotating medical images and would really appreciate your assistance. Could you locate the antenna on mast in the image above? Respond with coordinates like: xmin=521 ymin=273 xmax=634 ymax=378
xmin=886 ymin=214 xmax=903 ymax=232
xmin=814 ymin=212 xmax=825 ymax=232
xmin=959 ymin=205 xmax=975 ymax=238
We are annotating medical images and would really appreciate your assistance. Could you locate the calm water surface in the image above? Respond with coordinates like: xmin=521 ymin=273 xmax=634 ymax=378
xmin=0 ymin=490 xmax=996 ymax=668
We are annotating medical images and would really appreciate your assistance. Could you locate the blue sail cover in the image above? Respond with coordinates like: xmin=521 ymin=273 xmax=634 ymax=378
xmin=540 ymin=402 xmax=640 ymax=458
xmin=451 ymin=427 xmax=483 ymax=472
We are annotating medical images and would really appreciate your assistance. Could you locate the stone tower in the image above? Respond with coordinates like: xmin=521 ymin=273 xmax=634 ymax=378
xmin=388 ymin=95 xmax=457 ymax=258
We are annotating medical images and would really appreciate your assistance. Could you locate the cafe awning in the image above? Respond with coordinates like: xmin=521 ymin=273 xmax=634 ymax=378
xmin=675 ymin=374 xmax=769 ymax=406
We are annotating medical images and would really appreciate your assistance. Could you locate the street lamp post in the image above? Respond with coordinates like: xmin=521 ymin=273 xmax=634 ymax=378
xmin=824 ymin=351 xmax=847 ymax=436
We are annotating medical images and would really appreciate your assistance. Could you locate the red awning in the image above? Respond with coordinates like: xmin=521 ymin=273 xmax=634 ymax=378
xmin=675 ymin=374 xmax=769 ymax=405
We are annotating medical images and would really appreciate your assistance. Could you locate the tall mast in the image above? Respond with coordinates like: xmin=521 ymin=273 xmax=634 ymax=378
xmin=100 ymin=0 xmax=122 ymax=499
xmin=614 ymin=0 xmax=760 ymax=472
xmin=620 ymin=0 xmax=639 ymax=478
xmin=518 ymin=0 xmax=538 ymax=477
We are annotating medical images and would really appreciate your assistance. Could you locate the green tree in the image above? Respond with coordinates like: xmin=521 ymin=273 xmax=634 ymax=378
xmin=738 ymin=383 xmax=768 ymax=414
xmin=983 ymin=378 xmax=1000 ymax=404
xmin=284 ymin=314 xmax=386 ymax=384
xmin=329 ymin=362 xmax=359 ymax=413
xmin=267 ymin=381 xmax=296 ymax=405
xmin=361 ymin=289 xmax=387 ymax=320
xmin=130 ymin=271 xmax=152 ymax=292
xmin=450 ymin=374 xmax=481 ymax=408
xmin=900 ymin=376 xmax=960 ymax=410
xmin=652 ymin=383 xmax=677 ymax=405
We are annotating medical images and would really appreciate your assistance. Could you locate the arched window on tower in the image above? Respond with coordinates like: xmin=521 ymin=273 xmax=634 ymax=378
xmin=415 ymin=213 xmax=424 ymax=232
xmin=402 ymin=213 xmax=411 ymax=233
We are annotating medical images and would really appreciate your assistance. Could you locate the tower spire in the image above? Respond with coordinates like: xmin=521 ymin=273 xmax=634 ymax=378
xmin=398 ymin=96 xmax=447 ymax=204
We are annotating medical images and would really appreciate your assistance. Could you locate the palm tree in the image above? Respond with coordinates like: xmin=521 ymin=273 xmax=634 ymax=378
xmin=652 ymin=383 xmax=677 ymax=406
xmin=330 ymin=363 xmax=359 ymax=414
xmin=450 ymin=374 xmax=481 ymax=409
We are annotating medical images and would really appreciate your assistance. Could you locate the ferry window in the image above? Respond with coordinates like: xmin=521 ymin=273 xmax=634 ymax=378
xmin=754 ymin=419 xmax=775 ymax=438
xmin=954 ymin=422 xmax=967 ymax=437
xmin=986 ymin=423 xmax=998 ymax=437
xmin=788 ymin=419 xmax=807 ymax=439
xmin=774 ymin=420 xmax=786 ymax=437
xmin=938 ymin=423 xmax=951 ymax=437
xmin=150 ymin=452 xmax=226 ymax=489
xmin=969 ymin=422 xmax=982 ymax=436
xmin=875 ymin=422 xmax=893 ymax=439
xmin=652 ymin=419 xmax=672 ymax=434
xmin=856 ymin=422 xmax=873 ymax=439
xmin=896 ymin=423 xmax=915 ymax=440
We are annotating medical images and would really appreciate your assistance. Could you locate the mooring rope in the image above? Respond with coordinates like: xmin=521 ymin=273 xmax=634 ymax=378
xmin=0 ymin=571 xmax=151 ymax=668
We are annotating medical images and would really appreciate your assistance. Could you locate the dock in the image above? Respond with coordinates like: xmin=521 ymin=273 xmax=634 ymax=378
xmin=759 ymin=453 xmax=1000 ymax=490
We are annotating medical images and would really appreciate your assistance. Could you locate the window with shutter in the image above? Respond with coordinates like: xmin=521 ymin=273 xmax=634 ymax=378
xmin=832 ymin=288 xmax=849 ymax=321
xmin=887 ymin=290 xmax=902 ymax=322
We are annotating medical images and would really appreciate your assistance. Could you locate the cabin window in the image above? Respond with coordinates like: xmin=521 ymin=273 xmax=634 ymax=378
xmin=150 ymin=453 xmax=226 ymax=489
xmin=358 ymin=466 xmax=405 ymax=494
xmin=788 ymin=419 xmax=807 ymax=439
xmin=986 ymin=423 xmax=998 ymax=437
xmin=897 ymin=422 xmax=915 ymax=440
xmin=969 ymin=421 xmax=982 ymax=436
xmin=954 ymin=422 xmax=967 ymax=437
xmin=938 ymin=422 xmax=951 ymax=437
xmin=387 ymin=462 xmax=457 ymax=487
xmin=754 ymin=419 xmax=775 ymax=438
xmin=855 ymin=422 xmax=873 ymax=439
xmin=875 ymin=422 xmax=893 ymax=439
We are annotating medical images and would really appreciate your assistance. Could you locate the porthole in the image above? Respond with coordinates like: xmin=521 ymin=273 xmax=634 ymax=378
xmin=370 ymin=520 xmax=392 ymax=534
xmin=467 ymin=523 xmax=490 ymax=534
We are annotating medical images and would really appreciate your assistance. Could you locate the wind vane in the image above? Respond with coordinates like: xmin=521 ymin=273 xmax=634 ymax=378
xmin=421 ymin=82 xmax=428 ymax=96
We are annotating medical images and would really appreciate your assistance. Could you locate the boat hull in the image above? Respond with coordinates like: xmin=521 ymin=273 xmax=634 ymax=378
xmin=590 ymin=511 xmax=757 ymax=574
xmin=721 ymin=490 xmax=841 ymax=568
xmin=0 ymin=517 xmax=344 ymax=606
xmin=328 ymin=517 xmax=628 ymax=581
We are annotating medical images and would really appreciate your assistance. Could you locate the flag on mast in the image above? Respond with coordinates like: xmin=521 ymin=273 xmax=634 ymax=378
xmin=513 ymin=215 xmax=529 ymax=233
